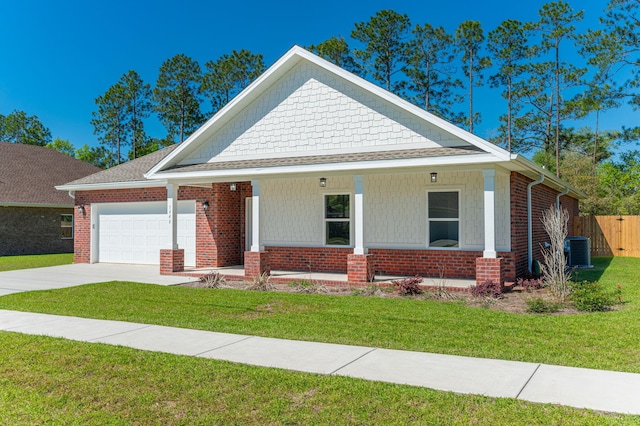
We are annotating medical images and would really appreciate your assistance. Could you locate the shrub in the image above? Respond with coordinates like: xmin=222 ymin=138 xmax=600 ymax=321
xmin=517 ymin=277 xmax=544 ymax=292
xmin=199 ymin=271 xmax=226 ymax=289
xmin=570 ymin=280 xmax=618 ymax=312
xmin=289 ymin=280 xmax=327 ymax=294
xmin=392 ymin=275 xmax=423 ymax=296
xmin=526 ymin=297 xmax=562 ymax=314
xmin=471 ymin=280 xmax=503 ymax=299
xmin=247 ymin=272 xmax=274 ymax=291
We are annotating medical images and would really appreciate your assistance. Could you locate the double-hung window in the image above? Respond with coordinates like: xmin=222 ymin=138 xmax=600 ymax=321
xmin=427 ymin=191 xmax=459 ymax=248
xmin=61 ymin=214 xmax=74 ymax=239
xmin=324 ymin=194 xmax=350 ymax=245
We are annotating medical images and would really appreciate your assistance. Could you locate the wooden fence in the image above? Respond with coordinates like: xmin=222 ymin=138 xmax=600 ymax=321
xmin=574 ymin=216 xmax=640 ymax=258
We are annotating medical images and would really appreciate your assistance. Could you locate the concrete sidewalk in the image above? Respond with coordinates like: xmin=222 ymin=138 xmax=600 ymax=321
xmin=0 ymin=264 xmax=197 ymax=296
xmin=1 ymin=309 xmax=639 ymax=416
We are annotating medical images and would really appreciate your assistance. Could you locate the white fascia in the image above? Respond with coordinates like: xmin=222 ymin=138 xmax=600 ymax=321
xmin=0 ymin=202 xmax=73 ymax=208
xmin=152 ymin=153 xmax=500 ymax=183
xmin=509 ymin=154 xmax=586 ymax=199
xmin=55 ymin=179 xmax=168 ymax=192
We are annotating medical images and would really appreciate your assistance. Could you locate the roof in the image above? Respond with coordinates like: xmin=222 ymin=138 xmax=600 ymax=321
xmin=61 ymin=145 xmax=178 ymax=187
xmin=0 ymin=143 xmax=101 ymax=206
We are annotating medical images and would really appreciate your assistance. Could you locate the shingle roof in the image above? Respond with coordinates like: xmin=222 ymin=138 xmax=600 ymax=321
xmin=63 ymin=145 xmax=179 ymax=186
xmin=0 ymin=143 xmax=101 ymax=206
xmin=157 ymin=146 xmax=484 ymax=174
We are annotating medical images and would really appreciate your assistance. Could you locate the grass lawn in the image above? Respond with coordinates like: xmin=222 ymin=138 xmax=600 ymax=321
xmin=1 ymin=332 xmax=636 ymax=425
xmin=0 ymin=253 xmax=73 ymax=272
xmin=1 ymin=257 xmax=638 ymax=374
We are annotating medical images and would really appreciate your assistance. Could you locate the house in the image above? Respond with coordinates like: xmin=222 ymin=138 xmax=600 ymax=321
xmin=0 ymin=143 xmax=101 ymax=256
xmin=57 ymin=46 xmax=582 ymax=285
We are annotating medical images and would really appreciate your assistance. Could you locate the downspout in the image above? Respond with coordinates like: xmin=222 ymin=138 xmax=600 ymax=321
xmin=556 ymin=187 xmax=569 ymax=209
xmin=68 ymin=191 xmax=75 ymax=199
xmin=527 ymin=174 xmax=545 ymax=273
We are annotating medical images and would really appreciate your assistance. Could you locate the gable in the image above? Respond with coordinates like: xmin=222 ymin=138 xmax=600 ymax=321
xmin=178 ymin=60 xmax=474 ymax=166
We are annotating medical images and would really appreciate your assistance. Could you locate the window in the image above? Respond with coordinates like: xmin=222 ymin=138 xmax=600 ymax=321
xmin=325 ymin=194 xmax=350 ymax=245
xmin=61 ymin=214 xmax=74 ymax=239
xmin=427 ymin=191 xmax=459 ymax=248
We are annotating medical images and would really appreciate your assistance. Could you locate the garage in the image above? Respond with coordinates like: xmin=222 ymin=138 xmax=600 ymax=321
xmin=95 ymin=201 xmax=196 ymax=266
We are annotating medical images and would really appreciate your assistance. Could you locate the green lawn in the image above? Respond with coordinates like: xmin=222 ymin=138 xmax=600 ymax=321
xmin=0 ymin=253 xmax=73 ymax=272
xmin=1 ymin=257 xmax=638 ymax=374
xmin=1 ymin=332 xmax=635 ymax=425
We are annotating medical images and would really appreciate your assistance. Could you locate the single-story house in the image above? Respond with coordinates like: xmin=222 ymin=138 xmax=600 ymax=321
xmin=0 ymin=143 xmax=100 ymax=256
xmin=57 ymin=46 xmax=582 ymax=285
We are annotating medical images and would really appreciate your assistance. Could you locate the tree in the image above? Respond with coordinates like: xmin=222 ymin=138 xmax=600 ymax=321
xmin=487 ymin=20 xmax=529 ymax=152
xmin=351 ymin=9 xmax=411 ymax=93
xmin=0 ymin=110 xmax=52 ymax=146
xmin=526 ymin=0 xmax=586 ymax=176
xmin=308 ymin=36 xmax=362 ymax=75
xmin=46 ymin=138 xmax=75 ymax=156
xmin=580 ymin=0 xmax=640 ymax=109
xmin=120 ymin=70 xmax=153 ymax=159
xmin=91 ymin=82 xmax=127 ymax=164
xmin=75 ymin=144 xmax=117 ymax=169
xmin=404 ymin=23 xmax=461 ymax=122
xmin=455 ymin=20 xmax=492 ymax=133
xmin=540 ymin=205 xmax=571 ymax=302
xmin=153 ymin=54 xmax=204 ymax=143
xmin=201 ymin=49 xmax=265 ymax=114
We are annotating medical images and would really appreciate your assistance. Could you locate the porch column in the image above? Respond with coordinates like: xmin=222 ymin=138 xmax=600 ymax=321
xmin=353 ymin=175 xmax=366 ymax=255
xmin=245 ymin=179 xmax=270 ymax=279
xmin=482 ymin=169 xmax=497 ymax=258
xmin=167 ymin=183 xmax=178 ymax=250
xmin=250 ymin=179 xmax=261 ymax=252
xmin=160 ymin=182 xmax=184 ymax=274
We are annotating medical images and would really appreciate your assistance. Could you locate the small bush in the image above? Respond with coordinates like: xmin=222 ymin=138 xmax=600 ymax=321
xmin=353 ymin=283 xmax=387 ymax=297
xmin=247 ymin=272 xmax=274 ymax=291
xmin=526 ymin=298 xmax=562 ymax=314
xmin=289 ymin=280 xmax=327 ymax=294
xmin=570 ymin=280 xmax=618 ymax=312
xmin=517 ymin=277 xmax=544 ymax=292
xmin=199 ymin=272 xmax=226 ymax=289
xmin=471 ymin=280 xmax=503 ymax=299
xmin=392 ymin=275 xmax=423 ymax=296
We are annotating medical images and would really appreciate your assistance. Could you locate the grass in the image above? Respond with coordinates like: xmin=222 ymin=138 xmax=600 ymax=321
xmin=1 ymin=257 xmax=639 ymax=373
xmin=1 ymin=332 xmax=636 ymax=425
xmin=0 ymin=253 xmax=73 ymax=272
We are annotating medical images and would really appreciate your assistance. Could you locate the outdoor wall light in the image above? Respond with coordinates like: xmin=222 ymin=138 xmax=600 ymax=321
xmin=319 ymin=177 xmax=327 ymax=187
xmin=202 ymin=201 xmax=209 ymax=210
xmin=78 ymin=204 xmax=85 ymax=214
xmin=430 ymin=172 xmax=438 ymax=183
xmin=230 ymin=183 xmax=237 ymax=191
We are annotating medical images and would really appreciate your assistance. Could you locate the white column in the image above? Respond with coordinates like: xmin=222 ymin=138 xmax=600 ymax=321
xmin=251 ymin=180 xmax=261 ymax=252
xmin=167 ymin=183 xmax=178 ymax=249
xmin=353 ymin=175 xmax=366 ymax=255
xmin=482 ymin=169 xmax=497 ymax=258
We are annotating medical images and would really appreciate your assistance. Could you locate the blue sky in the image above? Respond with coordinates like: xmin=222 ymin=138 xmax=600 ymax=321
xmin=0 ymin=0 xmax=632 ymax=153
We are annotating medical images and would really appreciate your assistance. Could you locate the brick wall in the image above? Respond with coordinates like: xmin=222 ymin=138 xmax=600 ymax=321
xmin=265 ymin=246 xmax=352 ymax=273
xmin=510 ymin=172 xmax=580 ymax=278
xmin=0 ymin=206 xmax=74 ymax=256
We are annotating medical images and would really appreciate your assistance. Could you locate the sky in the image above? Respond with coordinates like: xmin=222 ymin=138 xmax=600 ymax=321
xmin=0 ymin=0 xmax=634 ymax=154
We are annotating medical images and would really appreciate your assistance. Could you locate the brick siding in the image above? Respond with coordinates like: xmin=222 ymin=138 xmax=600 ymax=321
xmin=0 ymin=206 xmax=75 ymax=256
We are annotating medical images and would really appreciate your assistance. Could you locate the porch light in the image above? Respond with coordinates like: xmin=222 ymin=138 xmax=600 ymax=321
xmin=202 ymin=201 xmax=209 ymax=210
xmin=319 ymin=177 xmax=327 ymax=187
xmin=78 ymin=204 xmax=85 ymax=214
xmin=230 ymin=183 xmax=237 ymax=191
xmin=430 ymin=172 xmax=438 ymax=183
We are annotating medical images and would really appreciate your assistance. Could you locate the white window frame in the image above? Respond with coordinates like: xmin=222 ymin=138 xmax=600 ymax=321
xmin=323 ymin=192 xmax=352 ymax=247
xmin=426 ymin=189 xmax=460 ymax=249
xmin=61 ymin=214 xmax=74 ymax=240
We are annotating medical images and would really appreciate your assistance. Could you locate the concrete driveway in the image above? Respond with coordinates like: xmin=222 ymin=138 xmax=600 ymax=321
xmin=0 ymin=263 xmax=198 ymax=296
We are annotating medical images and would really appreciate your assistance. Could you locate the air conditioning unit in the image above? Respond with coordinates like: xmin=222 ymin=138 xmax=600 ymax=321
xmin=564 ymin=237 xmax=592 ymax=268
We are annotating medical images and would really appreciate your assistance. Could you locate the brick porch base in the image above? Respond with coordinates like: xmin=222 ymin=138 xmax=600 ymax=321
xmin=160 ymin=249 xmax=185 ymax=274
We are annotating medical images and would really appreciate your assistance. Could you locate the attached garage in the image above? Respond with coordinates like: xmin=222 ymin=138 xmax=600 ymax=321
xmin=94 ymin=201 xmax=196 ymax=266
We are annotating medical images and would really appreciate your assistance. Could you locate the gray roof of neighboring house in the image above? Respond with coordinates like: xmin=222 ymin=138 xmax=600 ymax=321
xmin=63 ymin=145 xmax=179 ymax=186
xmin=0 ymin=142 xmax=101 ymax=206
xmin=156 ymin=146 xmax=485 ymax=174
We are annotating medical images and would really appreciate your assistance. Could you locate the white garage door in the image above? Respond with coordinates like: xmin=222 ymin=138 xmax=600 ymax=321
xmin=96 ymin=201 xmax=196 ymax=266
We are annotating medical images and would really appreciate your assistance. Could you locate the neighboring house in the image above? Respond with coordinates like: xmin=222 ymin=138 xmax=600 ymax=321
xmin=0 ymin=143 xmax=100 ymax=256
xmin=57 ymin=46 xmax=582 ymax=285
